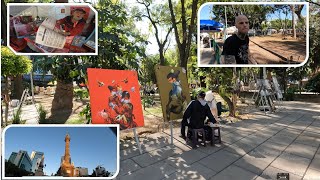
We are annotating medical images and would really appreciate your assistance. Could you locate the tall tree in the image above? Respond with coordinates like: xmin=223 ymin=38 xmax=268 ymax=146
xmin=211 ymin=4 xmax=273 ymax=29
xmin=50 ymin=56 xmax=75 ymax=118
xmin=292 ymin=5 xmax=296 ymax=39
xmin=134 ymin=0 xmax=173 ymax=65
xmin=1 ymin=0 xmax=7 ymax=45
xmin=1 ymin=47 xmax=32 ymax=126
xmin=309 ymin=1 xmax=320 ymax=73
xmin=168 ymin=0 xmax=198 ymax=70
xmin=47 ymin=0 xmax=147 ymax=121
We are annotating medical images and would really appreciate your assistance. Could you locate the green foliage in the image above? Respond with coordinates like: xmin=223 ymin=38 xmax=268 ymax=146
xmin=74 ymin=88 xmax=89 ymax=100
xmin=12 ymin=109 xmax=22 ymax=124
xmin=285 ymin=87 xmax=297 ymax=101
xmin=91 ymin=0 xmax=147 ymax=70
xmin=37 ymin=104 xmax=47 ymax=124
xmin=309 ymin=3 xmax=320 ymax=72
xmin=1 ymin=47 xmax=32 ymax=78
xmin=142 ymin=95 xmax=155 ymax=108
xmin=305 ymin=73 xmax=320 ymax=94
xmin=139 ymin=55 xmax=158 ymax=84
xmin=211 ymin=3 xmax=273 ymax=29
xmin=50 ymin=56 xmax=75 ymax=83
xmin=80 ymin=104 xmax=91 ymax=124
xmin=164 ymin=49 xmax=179 ymax=66
xmin=190 ymin=87 xmax=207 ymax=100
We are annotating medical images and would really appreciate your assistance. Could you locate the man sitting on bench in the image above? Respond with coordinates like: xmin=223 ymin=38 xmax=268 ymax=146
xmin=180 ymin=91 xmax=217 ymax=140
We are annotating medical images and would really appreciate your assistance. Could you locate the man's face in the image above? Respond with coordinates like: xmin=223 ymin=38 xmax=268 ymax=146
xmin=235 ymin=16 xmax=249 ymax=34
xmin=72 ymin=11 xmax=85 ymax=21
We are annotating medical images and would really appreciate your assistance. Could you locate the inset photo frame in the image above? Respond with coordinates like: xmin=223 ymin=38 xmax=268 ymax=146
xmin=2 ymin=124 xmax=119 ymax=179
xmin=198 ymin=2 xmax=309 ymax=67
xmin=7 ymin=3 xmax=98 ymax=55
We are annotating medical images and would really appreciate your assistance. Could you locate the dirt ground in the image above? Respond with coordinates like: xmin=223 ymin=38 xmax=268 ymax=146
xmin=199 ymin=34 xmax=306 ymax=65
xmin=250 ymin=34 xmax=306 ymax=64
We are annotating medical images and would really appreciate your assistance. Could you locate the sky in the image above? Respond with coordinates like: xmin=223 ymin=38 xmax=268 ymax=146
xmin=200 ymin=4 xmax=307 ymax=23
xmin=4 ymin=126 xmax=118 ymax=176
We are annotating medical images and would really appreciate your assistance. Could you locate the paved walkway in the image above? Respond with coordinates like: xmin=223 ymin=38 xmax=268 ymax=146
xmin=118 ymin=101 xmax=320 ymax=180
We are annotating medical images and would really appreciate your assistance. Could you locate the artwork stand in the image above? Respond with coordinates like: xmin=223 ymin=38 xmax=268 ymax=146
xmin=161 ymin=121 xmax=174 ymax=145
xmin=132 ymin=128 xmax=143 ymax=154
xmin=170 ymin=120 xmax=174 ymax=144
xmin=252 ymin=79 xmax=278 ymax=114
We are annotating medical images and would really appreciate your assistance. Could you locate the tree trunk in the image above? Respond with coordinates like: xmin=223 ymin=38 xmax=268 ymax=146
xmin=231 ymin=67 xmax=238 ymax=117
xmin=159 ymin=46 xmax=165 ymax=65
xmin=51 ymin=80 xmax=74 ymax=113
xmin=1 ymin=0 xmax=7 ymax=45
xmin=179 ymin=52 xmax=188 ymax=71
xmin=283 ymin=68 xmax=287 ymax=95
xmin=12 ymin=75 xmax=24 ymax=100
xmin=221 ymin=95 xmax=235 ymax=117
xmin=292 ymin=5 xmax=296 ymax=39
xmin=168 ymin=0 xmax=198 ymax=71
xmin=299 ymin=79 xmax=302 ymax=95
xmin=4 ymin=77 xmax=10 ymax=126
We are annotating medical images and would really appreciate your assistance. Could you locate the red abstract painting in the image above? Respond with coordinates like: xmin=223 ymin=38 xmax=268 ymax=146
xmin=88 ymin=68 xmax=144 ymax=130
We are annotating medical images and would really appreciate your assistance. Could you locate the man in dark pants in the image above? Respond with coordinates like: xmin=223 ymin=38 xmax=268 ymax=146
xmin=180 ymin=91 xmax=217 ymax=139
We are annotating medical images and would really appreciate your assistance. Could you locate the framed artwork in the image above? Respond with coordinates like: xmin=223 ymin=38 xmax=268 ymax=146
xmin=88 ymin=68 xmax=144 ymax=130
xmin=155 ymin=65 xmax=191 ymax=121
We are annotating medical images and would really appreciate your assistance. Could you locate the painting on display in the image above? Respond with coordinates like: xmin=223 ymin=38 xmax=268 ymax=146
xmin=87 ymin=68 xmax=144 ymax=130
xmin=155 ymin=65 xmax=191 ymax=121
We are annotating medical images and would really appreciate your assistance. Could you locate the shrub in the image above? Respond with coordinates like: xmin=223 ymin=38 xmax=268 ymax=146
xmin=305 ymin=73 xmax=320 ymax=94
xmin=38 ymin=105 xmax=47 ymax=124
xmin=285 ymin=87 xmax=297 ymax=101
xmin=74 ymin=88 xmax=89 ymax=100
xmin=12 ymin=109 xmax=22 ymax=124
xmin=80 ymin=103 xmax=91 ymax=124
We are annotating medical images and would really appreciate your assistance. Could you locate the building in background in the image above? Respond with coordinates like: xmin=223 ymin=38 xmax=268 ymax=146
xmin=8 ymin=150 xmax=33 ymax=172
xmin=30 ymin=151 xmax=44 ymax=173
xmin=75 ymin=167 xmax=88 ymax=177
xmin=8 ymin=152 xmax=17 ymax=163
xmin=57 ymin=133 xmax=76 ymax=177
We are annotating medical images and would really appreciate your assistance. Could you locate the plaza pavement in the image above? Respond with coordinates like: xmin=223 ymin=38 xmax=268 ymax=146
xmin=117 ymin=101 xmax=320 ymax=180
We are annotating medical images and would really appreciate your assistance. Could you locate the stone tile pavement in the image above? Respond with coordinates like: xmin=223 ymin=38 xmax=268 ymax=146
xmin=118 ymin=102 xmax=320 ymax=180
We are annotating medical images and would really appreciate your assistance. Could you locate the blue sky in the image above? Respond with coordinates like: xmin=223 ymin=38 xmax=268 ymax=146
xmin=200 ymin=4 xmax=307 ymax=22
xmin=4 ymin=127 xmax=118 ymax=176
xmin=200 ymin=4 xmax=213 ymax=20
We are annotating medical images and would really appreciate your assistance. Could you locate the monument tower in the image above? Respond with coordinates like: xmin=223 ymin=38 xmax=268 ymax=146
xmin=60 ymin=133 xmax=75 ymax=177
